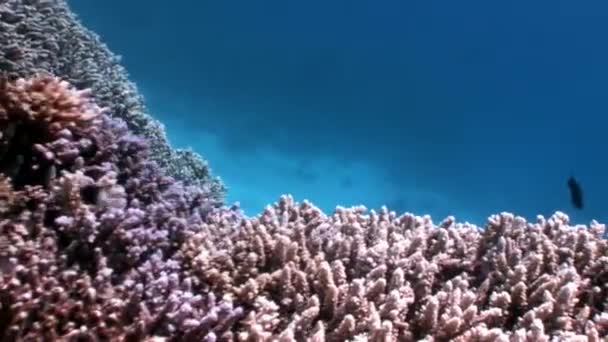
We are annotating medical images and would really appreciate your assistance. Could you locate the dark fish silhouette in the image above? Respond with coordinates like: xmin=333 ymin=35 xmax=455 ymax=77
xmin=567 ymin=176 xmax=584 ymax=210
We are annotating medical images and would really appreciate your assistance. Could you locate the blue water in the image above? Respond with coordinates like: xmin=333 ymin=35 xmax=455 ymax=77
xmin=69 ymin=0 xmax=608 ymax=225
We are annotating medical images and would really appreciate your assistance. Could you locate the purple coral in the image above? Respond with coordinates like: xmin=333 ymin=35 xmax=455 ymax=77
xmin=0 ymin=75 xmax=237 ymax=340
xmin=1 ymin=76 xmax=608 ymax=340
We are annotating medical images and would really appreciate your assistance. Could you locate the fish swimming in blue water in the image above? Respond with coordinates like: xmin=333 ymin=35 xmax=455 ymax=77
xmin=567 ymin=176 xmax=583 ymax=210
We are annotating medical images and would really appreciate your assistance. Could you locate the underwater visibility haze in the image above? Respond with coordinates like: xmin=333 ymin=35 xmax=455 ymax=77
xmin=69 ymin=0 xmax=608 ymax=225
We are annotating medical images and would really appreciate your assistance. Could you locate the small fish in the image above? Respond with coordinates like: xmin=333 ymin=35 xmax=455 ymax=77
xmin=567 ymin=176 xmax=584 ymax=210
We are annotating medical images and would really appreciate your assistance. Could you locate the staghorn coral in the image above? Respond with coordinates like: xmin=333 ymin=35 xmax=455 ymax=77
xmin=0 ymin=0 xmax=225 ymax=200
xmin=2 ymin=77 xmax=608 ymax=340
xmin=182 ymin=197 xmax=608 ymax=341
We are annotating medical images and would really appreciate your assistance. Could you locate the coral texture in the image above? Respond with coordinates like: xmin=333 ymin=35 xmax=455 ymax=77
xmin=0 ymin=0 xmax=225 ymax=200
xmin=183 ymin=200 xmax=608 ymax=341
xmin=0 ymin=75 xmax=231 ymax=341
xmin=1 ymin=77 xmax=608 ymax=341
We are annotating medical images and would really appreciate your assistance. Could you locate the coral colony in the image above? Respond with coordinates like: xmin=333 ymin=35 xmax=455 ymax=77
xmin=0 ymin=0 xmax=225 ymax=200
xmin=0 ymin=1 xmax=608 ymax=342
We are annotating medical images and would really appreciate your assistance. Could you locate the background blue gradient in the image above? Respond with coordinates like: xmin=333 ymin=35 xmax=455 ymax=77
xmin=69 ymin=0 xmax=608 ymax=225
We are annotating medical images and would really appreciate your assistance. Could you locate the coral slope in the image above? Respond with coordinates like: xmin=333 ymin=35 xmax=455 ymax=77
xmin=0 ymin=0 xmax=225 ymax=199
xmin=1 ymin=76 xmax=608 ymax=341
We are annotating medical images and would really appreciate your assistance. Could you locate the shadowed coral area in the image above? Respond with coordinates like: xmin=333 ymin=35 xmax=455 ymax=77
xmin=1 ymin=76 xmax=608 ymax=341
xmin=0 ymin=76 xmax=99 ymax=187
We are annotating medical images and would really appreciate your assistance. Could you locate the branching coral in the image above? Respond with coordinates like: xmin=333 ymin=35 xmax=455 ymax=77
xmin=0 ymin=76 xmax=233 ymax=341
xmin=0 ymin=75 xmax=100 ymax=188
xmin=181 ymin=198 xmax=608 ymax=341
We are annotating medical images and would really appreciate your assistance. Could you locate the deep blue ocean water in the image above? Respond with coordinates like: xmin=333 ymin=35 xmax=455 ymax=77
xmin=68 ymin=0 xmax=608 ymax=225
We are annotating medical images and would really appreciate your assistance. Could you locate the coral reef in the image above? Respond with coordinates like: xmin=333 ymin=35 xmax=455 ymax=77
xmin=1 ymin=76 xmax=608 ymax=341
xmin=183 ymin=199 xmax=608 ymax=341
xmin=0 ymin=75 xmax=231 ymax=341
xmin=0 ymin=0 xmax=225 ymax=200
